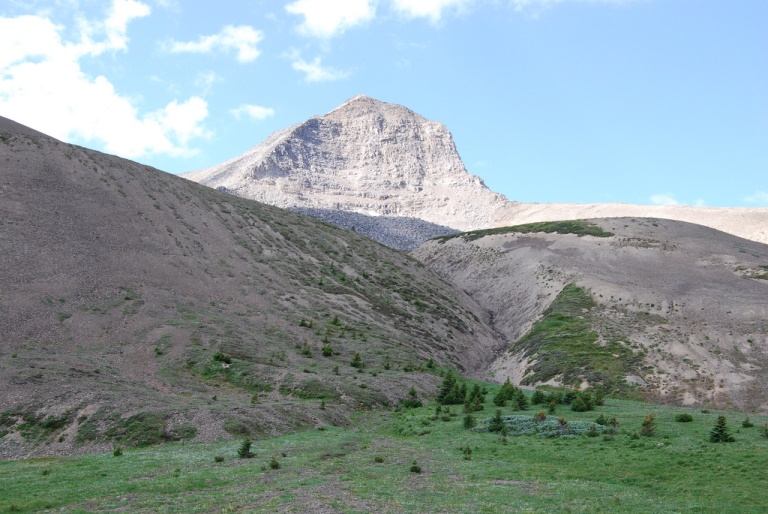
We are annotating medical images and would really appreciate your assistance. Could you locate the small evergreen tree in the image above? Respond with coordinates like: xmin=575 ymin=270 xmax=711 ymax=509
xmin=513 ymin=389 xmax=528 ymax=411
xmin=237 ymin=438 xmax=255 ymax=459
xmin=465 ymin=383 xmax=485 ymax=412
xmin=399 ymin=386 xmax=423 ymax=408
xmin=710 ymin=415 xmax=735 ymax=443
xmin=350 ymin=352 xmax=363 ymax=369
xmin=437 ymin=373 xmax=467 ymax=405
xmin=548 ymin=401 xmax=557 ymax=414
xmin=531 ymin=389 xmax=546 ymax=405
xmin=488 ymin=409 xmax=505 ymax=433
xmin=463 ymin=413 xmax=477 ymax=429
xmin=640 ymin=413 xmax=655 ymax=437
xmin=436 ymin=373 xmax=456 ymax=404
xmin=493 ymin=378 xmax=516 ymax=407
xmin=593 ymin=388 xmax=605 ymax=406
xmin=742 ymin=416 xmax=754 ymax=428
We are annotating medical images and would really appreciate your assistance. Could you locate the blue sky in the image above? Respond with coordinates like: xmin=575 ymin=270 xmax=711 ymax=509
xmin=1 ymin=0 xmax=766 ymax=207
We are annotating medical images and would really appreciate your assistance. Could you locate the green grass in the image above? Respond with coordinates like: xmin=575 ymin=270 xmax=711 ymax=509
xmin=435 ymin=220 xmax=614 ymax=243
xmin=1 ymin=391 xmax=766 ymax=513
xmin=512 ymin=284 xmax=643 ymax=397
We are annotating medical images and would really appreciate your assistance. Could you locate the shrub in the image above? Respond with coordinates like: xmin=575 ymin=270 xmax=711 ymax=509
xmin=531 ymin=389 xmax=546 ymax=405
xmin=461 ymin=446 xmax=472 ymax=460
xmin=350 ymin=352 xmax=364 ymax=369
xmin=214 ymin=455 xmax=225 ymax=463
xmin=760 ymin=424 xmax=768 ymax=439
xmin=374 ymin=456 xmax=384 ymax=463
xmin=675 ymin=413 xmax=693 ymax=423
xmin=113 ymin=446 xmax=123 ymax=457
xmin=212 ymin=351 xmax=232 ymax=364
xmin=710 ymin=415 xmax=735 ymax=443
xmin=640 ymin=413 xmax=656 ymax=437
xmin=595 ymin=413 xmax=609 ymax=425
xmin=269 ymin=456 xmax=280 ymax=469
xmin=571 ymin=396 xmax=590 ymax=412
xmin=742 ymin=416 xmax=754 ymax=428
xmin=463 ymin=413 xmax=477 ymax=429
xmin=410 ymin=461 xmax=422 ymax=473
xmin=533 ymin=410 xmax=547 ymax=422
xmin=322 ymin=344 xmax=333 ymax=357
xmin=593 ymin=388 xmax=605 ymax=406
xmin=237 ymin=438 xmax=255 ymax=458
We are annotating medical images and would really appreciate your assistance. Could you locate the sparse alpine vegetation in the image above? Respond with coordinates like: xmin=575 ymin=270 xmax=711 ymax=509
xmin=435 ymin=219 xmax=614 ymax=243
xmin=512 ymin=284 xmax=643 ymax=397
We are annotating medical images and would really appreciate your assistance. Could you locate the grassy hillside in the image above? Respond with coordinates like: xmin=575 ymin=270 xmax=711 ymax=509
xmin=2 ymin=383 xmax=766 ymax=513
xmin=0 ymin=116 xmax=501 ymax=459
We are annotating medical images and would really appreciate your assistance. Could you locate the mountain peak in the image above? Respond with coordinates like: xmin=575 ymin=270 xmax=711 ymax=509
xmin=184 ymin=97 xmax=508 ymax=231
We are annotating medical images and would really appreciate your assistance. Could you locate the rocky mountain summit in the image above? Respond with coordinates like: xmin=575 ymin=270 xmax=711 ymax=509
xmin=185 ymin=95 xmax=768 ymax=246
xmin=183 ymin=95 xmax=510 ymax=232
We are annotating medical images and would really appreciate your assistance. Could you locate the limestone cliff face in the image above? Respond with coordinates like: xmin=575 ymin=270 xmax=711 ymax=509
xmin=183 ymin=95 xmax=510 ymax=231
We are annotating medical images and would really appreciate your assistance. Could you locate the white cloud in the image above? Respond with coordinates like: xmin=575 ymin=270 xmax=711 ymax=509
xmin=649 ymin=193 xmax=679 ymax=206
xmin=231 ymin=104 xmax=276 ymax=120
xmin=0 ymin=2 xmax=210 ymax=159
xmin=391 ymin=0 xmax=473 ymax=22
xmin=286 ymin=0 xmax=376 ymax=38
xmin=167 ymin=25 xmax=263 ymax=62
xmin=291 ymin=55 xmax=351 ymax=82
xmin=744 ymin=190 xmax=768 ymax=205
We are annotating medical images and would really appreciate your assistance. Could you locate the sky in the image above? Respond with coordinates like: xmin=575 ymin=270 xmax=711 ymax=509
xmin=1 ymin=0 xmax=766 ymax=207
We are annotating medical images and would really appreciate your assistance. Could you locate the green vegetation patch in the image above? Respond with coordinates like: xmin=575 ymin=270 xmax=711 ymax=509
xmin=436 ymin=220 xmax=614 ymax=243
xmin=3 ymin=383 xmax=768 ymax=513
xmin=77 ymin=410 xmax=195 ymax=447
xmin=475 ymin=414 xmax=605 ymax=439
xmin=513 ymin=284 xmax=642 ymax=396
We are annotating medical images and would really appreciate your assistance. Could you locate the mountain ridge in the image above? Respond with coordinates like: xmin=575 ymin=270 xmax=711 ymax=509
xmin=184 ymin=95 xmax=768 ymax=246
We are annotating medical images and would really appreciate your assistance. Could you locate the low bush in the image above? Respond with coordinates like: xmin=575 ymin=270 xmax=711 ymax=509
xmin=675 ymin=413 xmax=693 ymax=423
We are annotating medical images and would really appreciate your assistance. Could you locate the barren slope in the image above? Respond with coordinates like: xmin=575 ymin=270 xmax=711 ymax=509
xmin=413 ymin=218 xmax=768 ymax=411
xmin=0 ymin=116 xmax=502 ymax=459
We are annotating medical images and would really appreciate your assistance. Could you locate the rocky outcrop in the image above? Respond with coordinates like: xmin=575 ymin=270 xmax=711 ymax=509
xmin=183 ymin=95 xmax=510 ymax=232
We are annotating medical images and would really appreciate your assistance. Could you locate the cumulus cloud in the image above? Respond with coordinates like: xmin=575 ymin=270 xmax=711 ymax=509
xmin=744 ymin=190 xmax=768 ymax=205
xmin=230 ymin=104 xmax=276 ymax=120
xmin=0 ymin=1 xmax=210 ymax=159
xmin=286 ymin=0 xmax=376 ymax=38
xmin=391 ymin=0 xmax=474 ymax=22
xmin=649 ymin=193 xmax=679 ymax=206
xmin=291 ymin=55 xmax=351 ymax=82
xmin=167 ymin=25 xmax=263 ymax=62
